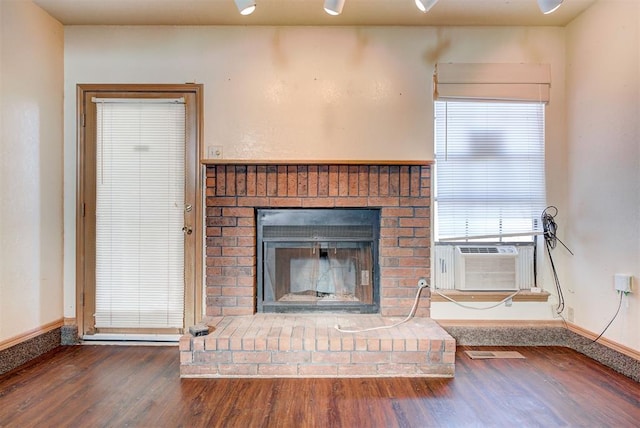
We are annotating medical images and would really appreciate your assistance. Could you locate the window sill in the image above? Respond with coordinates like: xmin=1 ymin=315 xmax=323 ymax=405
xmin=430 ymin=289 xmax=550 ymax=303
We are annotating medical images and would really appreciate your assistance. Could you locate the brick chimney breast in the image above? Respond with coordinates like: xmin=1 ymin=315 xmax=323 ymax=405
xmin=205 ymin=163 xmax=431 ymax=318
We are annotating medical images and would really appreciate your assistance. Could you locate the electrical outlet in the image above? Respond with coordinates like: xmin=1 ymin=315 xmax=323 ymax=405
xmin=614 ymin=274 xmax=633 ymax=293
xmin=567 ymin=306 xmax=574 ymax=323
xmin=207 ymin=145 xmax=223 ymax=159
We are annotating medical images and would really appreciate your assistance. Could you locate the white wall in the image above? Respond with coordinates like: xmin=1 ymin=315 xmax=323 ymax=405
xmin=0 ymin=0 xmax=64 ymax=342
xmin=565 ymin=0 xmax=640 ymax=351
xmin=0 ymin=0 xmax=4 ymax=338
xmin=64 ymin=25 xmax=567 ymax=321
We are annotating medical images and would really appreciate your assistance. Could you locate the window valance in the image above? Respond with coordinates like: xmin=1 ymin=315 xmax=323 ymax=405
xmin=434 ymin=63 xmax=551 ymax=103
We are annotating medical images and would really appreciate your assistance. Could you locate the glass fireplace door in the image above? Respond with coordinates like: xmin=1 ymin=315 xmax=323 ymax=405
xmin=257 ymin=209 xmax=379 ymax=313
xmin=263 ymin=242 xmax=373 ymax=307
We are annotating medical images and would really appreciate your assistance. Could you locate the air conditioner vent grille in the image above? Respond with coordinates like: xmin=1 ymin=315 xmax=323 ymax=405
xmin=454 ymin=245 xmax=519 ymax=291
xmin=459 ymin=247 xmax=498 ymax=254
xmin=457 ymin=246 xmax=518 ymax=255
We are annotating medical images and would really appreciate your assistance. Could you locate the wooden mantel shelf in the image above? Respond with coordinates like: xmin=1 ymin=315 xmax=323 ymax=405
xmin=430 ymin=289 xmax=550 ymax=303
xmin=201 ymin=159 xmax=433 ymax=166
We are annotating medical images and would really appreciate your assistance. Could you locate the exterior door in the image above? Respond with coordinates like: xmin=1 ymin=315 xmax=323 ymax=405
xmin=77 ymin=85 xmax=202 ymax=338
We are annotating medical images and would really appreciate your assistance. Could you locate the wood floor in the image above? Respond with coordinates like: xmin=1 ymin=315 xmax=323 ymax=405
xmin=0 ymin=345 xmax=638 ymax=427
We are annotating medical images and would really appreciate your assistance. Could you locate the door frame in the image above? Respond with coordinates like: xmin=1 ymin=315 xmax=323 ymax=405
xmin=76 ymin=84 xmax=203 ymax=336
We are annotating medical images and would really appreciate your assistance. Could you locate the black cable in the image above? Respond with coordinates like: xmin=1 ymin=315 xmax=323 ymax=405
xmin=541 ymin=206 xmax=574 ymax=256
xmin=541 ymin=206 xmax=573 ymax=314
xmin=591 ymin=291 xmax=625 ymax=344
xmin=542 ymin=206 xmax=559 ymax=248
xmin=545 ymin=240 xmax=564 ymax=314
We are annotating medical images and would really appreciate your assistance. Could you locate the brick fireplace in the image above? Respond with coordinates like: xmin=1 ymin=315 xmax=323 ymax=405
xmin=204 ymin=163 xmax=432 ymax=317
xmin=180 ymin=162 xmax=456 ymax=378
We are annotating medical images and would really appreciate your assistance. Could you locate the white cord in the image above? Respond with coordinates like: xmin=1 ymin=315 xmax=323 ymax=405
xmin=334 ymin=285 xmax=427 ymax=333
xmin=431 ymin=287 xmax=521 ymax=310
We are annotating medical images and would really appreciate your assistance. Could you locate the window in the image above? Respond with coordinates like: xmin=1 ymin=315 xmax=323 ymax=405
xmin=434 ymin=101 xmax=546 ymax=242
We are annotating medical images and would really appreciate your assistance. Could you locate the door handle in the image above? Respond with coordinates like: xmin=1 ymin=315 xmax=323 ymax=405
xmin=182 ymin=226 xmax=193 ymax=235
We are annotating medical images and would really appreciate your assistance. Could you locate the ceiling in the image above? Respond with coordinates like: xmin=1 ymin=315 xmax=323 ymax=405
xmin=33 ymin=0 xmax=597 ymax=27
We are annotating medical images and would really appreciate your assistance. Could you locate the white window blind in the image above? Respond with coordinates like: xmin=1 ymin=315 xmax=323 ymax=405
xmin=94 ymin=98 xmax=185 ymax=329
xmin=434 ymin=101 xmax=546 ymax=241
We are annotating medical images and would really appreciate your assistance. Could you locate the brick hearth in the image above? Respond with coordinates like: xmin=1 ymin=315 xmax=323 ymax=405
xmin=180 ymin=314 xmax=455 ymax=378
xmin=180 ymin=162 xmax=456 ymax=378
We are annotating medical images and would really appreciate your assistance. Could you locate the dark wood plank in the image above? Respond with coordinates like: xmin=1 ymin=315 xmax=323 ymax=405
xmin=0 ymin=345 xmax=638 ymax=427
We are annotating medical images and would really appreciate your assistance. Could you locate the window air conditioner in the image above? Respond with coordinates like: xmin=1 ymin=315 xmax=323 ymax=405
xmin=454 ymin=246 xmax=519 ymax=291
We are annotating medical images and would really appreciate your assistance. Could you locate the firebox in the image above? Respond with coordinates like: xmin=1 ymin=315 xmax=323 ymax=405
xmin=257 ymin=208 xmax=380 ymax=313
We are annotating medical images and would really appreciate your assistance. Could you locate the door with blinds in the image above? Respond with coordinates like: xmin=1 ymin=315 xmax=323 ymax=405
xmin=77 ymin=85 xmax=202 ymax=339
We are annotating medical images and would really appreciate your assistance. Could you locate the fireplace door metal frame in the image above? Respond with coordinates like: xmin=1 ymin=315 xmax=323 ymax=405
xmin=257 ymin=208 xmax=380 ymax=313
